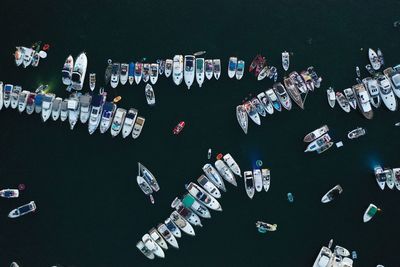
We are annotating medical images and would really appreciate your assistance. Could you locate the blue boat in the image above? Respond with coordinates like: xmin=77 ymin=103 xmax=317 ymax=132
xmin=128 ymin=62 xmax=135 ymax=85
xmin=34 ymin=93 xmax=44 ymax=113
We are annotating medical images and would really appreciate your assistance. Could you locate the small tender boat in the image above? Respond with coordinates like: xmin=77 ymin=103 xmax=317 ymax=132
xmin=208 ymin=149 xmax=212 ymax=159
xmin=121 ymin=108 xmax=138 ymax=138
xmin=228 ymin=57 xmax=237 ymax=78
xmin=71 ymin=52 xmax=88 ymax=91
xmin=347 ymin=127 xmax=366 ymax=139
xmin=205 ymin=59 xmax=213 ymax=80
xmin=195 ymin=58 xmax=205 ymax=87
xmin=251 ymin=97 xmax=266 ymax=117
xmin=164 ymin=59 xmax=173 ymax=78
xmin=194 ymin=51 xmax=206 ymax=56
xmin=185 ymin=182 xmax=222 ymax=211
xmin=363 ymin=203 xmax=379 ymax=223
xmin=164 ymin=218 xmax=182 ymax=238
xmin=257 ymin=92 xmax=274 ymax=115
xmin=244 ymin=101 xmax=261 ymax=125
xmin=249 ymin=54 xmax=263 ymax=73
xmin=203 ymin=163 xmax=226 ymax=192
xmin=142 ymin=63 xmax=151 ymax=83
xmin=287 ymin=192 xmax=294 ymax=202
xmin=284 ymin=77 xmax=304 ymax=109
xmin=236 ymin=105 xmax=248 ymax=134
xmin=67 ymin=94 xmax=80 ymax=130
xmin=79 ymin=93 xmax=92 ymax=124
xmin=0 ymin=189 xmax=19 ymax=198
xmin=104 ymin=59 xmax=113 ymax=85
xmin=352 ymin=83 xmax=373 ymax=119
xmin=374 ymin=166 xmax=386 ymax=190
xmin=335 ymin=92 xmax=351 ymax=113
xmin=213 ymin=59 xmax=221 ymax=80
xmin=365 ymin=64 xmax=376 ymax=76
xmin=368 ymin=48 xmax=381 ymax=70
xmin=343 ymin=88 xmax=357 ymax=109
xmin=136 ymin=240 xmax=155 ymax=260
xmin=253 ymin=169 xmax=263 ymax=192
xmin=184 ymin=55 xmax=195 ymax=89
xmin=172 ymin=55 xmax=184 ymax=85
xmin=261 ymin=168 xmax=271 ymax=192
xmin=305 ymin=134 xmax=331 ymax=152
xmin=132 ymin=116 xmax=145 ymax=139
xmin=110 ymin=108 xmax=126 ymax=137
xmin=377 ymin=74 xmax=397 ymax=111
xmin=244 ymin=171 xmax=255 ymax=199
xmin=326 ymin=87 xmax=336 ymax=108
xmin=128 ymin=62 xmax=135 ymax=85
xmin=119 ymin=63 xmax=129 ymax=85
xmin=362 ymin=77 xmax=381 ymax=108
xmin=17 ymin=90 xmax=29 ymax=113
xmin=173 ymin=121 xmax=185 ymax=135
xmin=10 ymin=86 xmax=22 ymax=110
xmin=138 ymin=162 xmax=159 ymax=192
xmin=223 ymin=153 xmax=241 ymax=177
xmin=8 ymin=201 xmax=36 ymax=218
xmin=149 ymin=63 xmax=159 ymax=85
xmin=321 ymin=185 xmax=343 ymax=203
xmin=157 ymin=223 xmax=179 ymax=249
xmin=236 ymin=60 xmax=245 ymax=80
xmin=282 ymin=51 xmax=289 ymax=71
xmin=197 ymin=175 xmax=221 ymax=198
xmin=265 ymin=89 xmax=282 ymax=111
xmin=134 ymin=62 xmax=143 ymax=85
xmin=41 ymin=93 xmax=55 ymax=122
xmin=142 ymin=233 xmax=165 ymax=258
xmin=273 ymin=82 xmax=292 ymax=110
xmin=145 ymin=84 xmax=155 ymax=106
xmin=356 ymin=66 xmax=361 ymax=77
xmin=88 ymin=94 xmax=106 ymax=134
xmin=256 ymin=221 xmax=277 ymax=233
xmin=89 ymin=73 xmax=96 ymax=91
xmin=149 ymin=227 xmax=168 ymax=250
xmin=257 ymin=66 xmax=270 ymax=81
xmin=99 ymin=102 xmax=116 ymax=133
xmin=215 ymin=160 xmax=237 ymax=186
xmin=62 ymin=55 xmax=74 ymax=85
xmin=110 ymin=63 xmax=120 ymax=88
xmin=60 ymin=99 xmax=69 ymax=122
xmin=170 ymin=211 xmax=195 ymax=236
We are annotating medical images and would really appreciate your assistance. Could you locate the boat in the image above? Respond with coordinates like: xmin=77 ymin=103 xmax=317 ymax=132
xmin=321 ymin=185 xmax=343 ymax=203
xmin=256 ymin=221 xmax=277 ymax=233
xmin=22 ymin=48 xmax=34 ymax=68
xmin=104 ymin=60 xmax=113 ymax=85
xmin=170 ymin=211 xmax=195 ymax=236
xmin=8 ymin=201 xmax=36 ymax=218
xmin=335 ymin=92 xmax=351 ymax=112
xmin=257 ymin=92 xmax=274 ymax=115
xmin=25 ymin=92 xmax=36 ymax=115
xmin=0 ymin=82 xmax=3 ymax=110
xmin=261 ymin=169 xmax=271 ymax=192
xmin=227 ymin=57 xmax=237 ymax=78
xmin=173 ymin=121 xmax=185 ymax=135
xmin=14 ymin=47 xmax=24 ymax=66
xmin=172 ymin=55 xmax=184 ymax=85
xmin=164 ymin=218 xmax=182 ymax=238
xmin=34 ymin=93 xmax=44 ymax=114
xmin=157 ymin=224 xmax=179 ymax=249
xmin=203 ymin=163 xmax=226 ymax=192
xmin=185 ymin=182 xmax=222 ymax=211
xmin=60 ymin=99 xmax=68 ymax=122
xmin=184 ymin=55 xmax=195 ymax=89
xmin=257 ymin=66 xmax=270 ymax=81
xmin=305 ymin=134 xmax=331 ymax=152
xmin=215 ymin=160 xmax=237 ymax=186
xmin=10 ymin=86 xmax=21 ymax=109
xmin=368 ymin=48 xmax=381 ymax=70
xmin=51 ymin=97 xmax=62 ymax=121
xmin=204 ymin=59 xmax=213 ymax=80
xmin=195 ymin=58 xmax=205 ymax=87
xmin=273 ymin=82 xmax=292 ymax=110
xmin=41 ymin=93 xmax=55 ymax=122
xmin=99 ymin=102 xmax=116 ymax=133
xmin=136 ymin=241 xmax=155 ymax=260
xmin=317 ymin=142 xmax=333 ymax=154
xmin=89 ymin=73 xmax=96 ymax=91
xmin=207 ymin=149 xmax=212 ymax=159
xmin=363 ymin=203 xmax=379 ymax=223
xmin=312 ymin=245 xmax=353 ymax=267
xmin=307 ymin=66 xmax=322 ymax=88
xmin=176 ymin=203 xmax=203 ymax=227
xmin=352 ymin=83 xmax=374 ymax=119
xmin=134 ymin=62 xmax=143 ymax=85
xmin=326 ymin=87 xmax=336 ymax=108
xmin=138 ymin=162 xmax=159 ymax=192
xmin=62 ymin=55 xmax=74 ymax=85
xmin=67 ymin=94 xmax=80 ymax=130
xmin=142 ymin=64 xmax=151 ymax=83
xmin=79 ymin=93 xmax=92 ymax=124
xmin=88 ymin=94 xmax=106 ymax=134
xmin=347 ymin=127 xmax=366 ymax=139
xmin=180 ymin=194 xmax=211 ymax=219
xmin=362 ymin=77 xmax=381 ymax=108
xmin=374 ymin=166 xmax=386 ymax=190
xmin=17 ymin=90 xmax=29 ymax=113
xmin=157 ymin=59 xmax=165 ymax=76
xmin=243 ymin=101 xmax=261 ymax=125
xmin=197 ymin=175 xmax=221 ymax=199
xmin=283 ymin=77 xmax=304 ymax=109
xmin=236 ymin=60 xmax=245 ymax=80
xmin=0 ymin=189 xmax=19 ymax=198
xmin=244 ymin=171 xmax=255 ymax=199
xmin=213 ymin=59 xmax=221 ymax=80
xmin=110 ymin=63 xmax=120 ymax=88
xmin=383 ymin=67 xmax=400 ymax=98
xmin=265 ymin=89 xmax=282 ymax=111
xmin=289 ymin=71 xmax=308 ymax=93
xmin=71 ymin=52 xmax=87 ymax=91
xmin=142 ymin=234 xmax=165 ymax=258
xmin=136 ymin=175 xmax=154 ymax=203
xmin=334 ymin=245 xmax=350 ymax=257
xmin=164 ymin=59 xmax=173 ymax=78
xmin=121 ymin=108 xmax=138 ymax=138
xmin=282 ymin=51 xmax=289 ymax=71
xmin=149 ymin=227 xmax=168 ymax=250
xmin=145 ymin=84 xmax=155 ymax=106
xmin=392 ymin=168 xmax=400 ymax=191
xmin=253 ymin=169 xmax=263 ymax=192
xmin=385 ymin=168 xmax=395 ymax=189
xmin=236 ymin=105 xmax=248 ymax=134
xmin=222 ymin=153 xmax=241 ymax=177
xmin=127 ymin=62 xmax=135 ymax=85
xmin=300 ymin=70 xmax=314 ymax=92
xmin=149 ymin=63 xmax=159 ymax=85
xmin=376 ymin=74 xmax=397 ymax=111
xmin=249 ymin=54 xmax=262 ymax=72
xmin=343 ymin=88 xmax=357 ymax=109
xmin=132 ymin=116 xmax=145 ymax=139
xmin=356 ymin=66 xmax=361 ymax=77
xmin=110 ymin=108 xmax=126 ymax=137
xmin=251 ymin=97 xmax=266 ymax=117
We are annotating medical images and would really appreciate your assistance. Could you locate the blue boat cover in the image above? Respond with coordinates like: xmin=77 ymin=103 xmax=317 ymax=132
xmin=35 ymin=94 xmax=43 ymax=104
xmin=129 ymin=62 xmax=135 ymax=76
xmin=4 ymin=85 xmax=13 ymax=92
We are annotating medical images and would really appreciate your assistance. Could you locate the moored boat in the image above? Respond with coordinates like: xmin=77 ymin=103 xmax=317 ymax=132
xmin=215 ymin=160 xmax=237 ymax=186
xmin=8 ymin=201 xmax=36 ymax=218
xmin=17 ymin=90 xmax=29 ymax=113
xmin=335 ymin=92 xmax=351 ymax=113
xmin=362 ymin=77 xmax=381 ymax=108
xmin=266 ymin=88 xmax=282 ymax=111
xmin=377 ymin=74 xmax=397 ymax=111
xmin=142 ymin=63 xmax=151 ymax=83
xmin=149 ymin=63 xmax=159 ymax=85
xmin=316 ymin=141 xmax=333 ymax=154
xmin=145 ymin=84 xmax=156 ymax=106
xmin=307 ymin=66 xmax=322 ymax=88
xmin=0 ymin=189 xmax=19 ymax=198
xmin=142 ymin=234 xmax=165 ymax=258
xmin=392 ymin=168 xmax=400 ymax=191
xmin=282 ymin=51 xmax=289 ymax=71
xmin=283 ymin=77 xmax=304 ymax=109
xmin=185 ymin=182 xmax=222 ymax=211
xmin=25 ymin=92 xmax=36 ymax=115
xmin=251 ymin=97 xmax=266 ymax=117
xmin=273 ymin=82 xmax=292 ymax=110
xmin=223 ymin=153 xmax=241 ymax=177
xmin=110 ymin=108 xmax=126 ymax=137
xmin=386 ymin=168 xmax=395 ymax=190
xmin=205 ymin=59 xmax=213 ymax=80
xmin=244 ymin=171 xmax=255 ymax=199
xmin=132 ymin=116 xmax=145 ymax=139
xmin=157 ymin=223 xmax=179 ymax=249
xmin=257 ymin=92 xmax=274 ymax=115
xmin=88 ymin=94 xmax=106 ymax=134
xmin=14 ymin=47 xmax=24 ymax=66
xmin=289 ymin=71 xmax=307 ymax=93
xmin=180 ymin=194 xmax=211 ymax=219
xmin=326 ymin=87 xmax=336 ymax=108
xmin=195 ymin=58 xmax=205 ymax=87
xmin=184 ymin=55 xmax=195 ymax=89
xmin=253 ymin=169 xmax=263 ymax=192
xmin=67 ymin=94 xmax=80 ymax=130
xmin=110 ymin=63 xmax=120 ymax=88
xmin=236 ymin=60 xmax=245 ymax=80
xmin=10 ymin=86 xmax=22 ymax=109
xmin=228 ymin=57 xmax=237 ymax=78
xmin=41 ymin=93 xmax=55 ymax=122
xmin=203 ymin=163 xmax=226 ymax=192
xmin=134 ymin=62 xmax=143 ymax=85
xmin=79 ymin=93 xmax=92 ymax=124
xmin=374 ymin=166 xmax=386 ymax=190
xmin=121 ymin=108 xmax=138 ymax=138
xmin=34 ymin=93 xmax=44 ymax=114
xmin=236 ymin=105 xmax=248 ymax=134
xmin=243 ymin=101 xmax=261 ymax=125
xmin=149 ymin=227 xmax=168 ymax=250
xmin=89 ymin=73 xmax=96 ymax=91
xmin=99 ymin=102 xmax=116 ymax=133
xmin=136 ymin=241 xmax=155 ymax=260
xmin=383 ymin=66 xmax=400 ymax=98
xmin=352 ymin=83 xmax=373 ymax=119
xmin=170 ymin=211 xmax=195 ymax=236
xmin=164 ymin=218 xmax=181 ymax=238
xmin=321 ymin=185 xmax=343 ymax=203
xmin=71 ymin=52 xmax=88 ymax=91
xmin=257 ymin=66 xmax=269 ymax=81
xmin=213 ymin=59 xmax=221 ymax=80
xmin=128 ymin=62 xmax=135 ymax=85
xmin=60 ymin=99 xmax=68 ymax=122
xmin=363 ymin=203 xmax=379 ymax=223
xmin=164 ymin=59 xmax=173 ymax=78
xmin=368 ymin=48 xmax=381 ymax=70
xmin=172 ymin=55 xmax=183 ymax=85
xmin=343 ymin=88 xmax=357 ymax=109
xmin=51 ymin=97 xmax=62 ymax=121
xmin=62 ymin=55 xmax=74 ymax=85
xmin=136 ymin=175 xmax=154 ymax=204
xmin=347 ymin=127 xmax=366 ymax=139
xmin=261 ymin=168 xmax=271 ymax=192
xmin=138 ymin=162 xmax=160 ymax=192
xmin=305 ymin=134 xmax=331 ymax=152
xmin=104 ymin=59 xmax=113 ymax=85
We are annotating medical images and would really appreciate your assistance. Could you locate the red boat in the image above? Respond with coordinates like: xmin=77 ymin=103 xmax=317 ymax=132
xmin=173 ymin=121 xmax=185 ymax=135
xmin=249 ymin=54 xmax=262 ymax=72
xmin=254 ymin=57 xmax=266 ymax=76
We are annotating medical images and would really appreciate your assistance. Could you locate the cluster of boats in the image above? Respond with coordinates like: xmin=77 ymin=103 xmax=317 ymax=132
xmin=14 ymin=44 xmax=47 ymax=68
xmin=243 ymin=168 xmax=271 ymax=199
xmin=374 ymin=165 xmax=400 ymax=191
xmin=303 ymin=125 xmax=333 ymax=154
xmin=313 ymin=240 xmax=353 ymax=267
xmin=0 ymin=188 xmax=36 ymax=218
xmin=236 ymin=67 xmax=322 ymax=134
xmin=0 ymin=82 xmax=146 ymax=139
xmin=249 ymin=54 xmax=279 ymax=82
xmin=62 ymin=53 xmax=88 ymax=91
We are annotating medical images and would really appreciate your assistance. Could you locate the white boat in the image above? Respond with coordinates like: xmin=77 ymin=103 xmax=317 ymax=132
xmin=17 ymin=90 xmax=29 ymax=113
xmin=284 ymin=76 xmax=304 ymax=109
xmin=164 ymin=218 xmax=182 ymax=238
xmin=236 ymin=60 xmax=245 ymax=80
xmin=228 ymin=57 xmax=237 ymax=78
xmin=386 ymin=168 xmax=395 ymax=189
xmin=374 ymin=166 xmax=386 ymax=190
xmin=136 ymin=241 xmax=155 ymax=260
xmin=121 ymin=108 xmax=138 ymax=138
xmin=51 ymin=97 xmax=62 ymax=121
xmin=14 ymin=47 xmax=24 ymax=66
xmin=120 ymin=63 xmax=129 ymax=85
xmin=362 ymin=77 xmax=381 ymax=108
xmin=88 ymin=94 xmax=105 ymax=134
xmin=251 ymin=97 xmax=266 ymax=117
xmin=60 ymin=99 xmax=69 ymax=122
xmin=142 ymin=234 xmax=165 ymax=258
xmin=363 ymin=203 xmax=379 ymax=223
xmin=266 ymin=88 xmax=282 ymax=111
xmin=138 ymin=162 xmax=160 ymax=192
xmin=303 ymin=125 xmax=329 ymax=142
xmin=0 ymin=189 xmax=19 ymax=198
xmin=243 ymin=101 xmax=261 ymax=125
xmin=215 ymin=160 xmax=237 ymax=186
xmin=128 ymin=62 xmax=135 ymax=85
xmin=71 ymin=52 xmax=88 ymax=91
xmin=164 ymin=59 xmax=173 ymax=78
xmin=180 ymin=194 xmax=211 ymax=219
xmin=257 ymin=92 xmax=274 ymax=115
xmin=34 ymin=93 xmax=44 ymax=114
xmin=176 ymin=204 xmax=203 ymax=227
xmin=244 ymin=171 xmax=255 ymax=199
xmin=172 ymin=55 xmax=184 ymax=85
xmin=79 ymin=93 xmax=92 ymax=124
xmin=204 ymin=59 xmax=213 ymax=80
xmin=41 ymin=93 xmax=55 ymax=122
xmin=141 ymin=63 xmax=149 ymax=83
xmin=8 ymin=201 xmax=36 ymax=218
xmin=150 ymin=63 xmax=159 ymax=85
xmin=10 ymin=86 xmax=21 ymax=109
xmin=352 ymin=83 xmax=373 ymax=119
xmin=236 ymin=105 xmax=248 ymax=134
xmin=22 ymin=48 xmax=34 ymax=68
xmin=305 ymin=134 xmax=331 ymax=152
xmin=335 ymin=92 xmax=351 ymax=112
xmin=197 ymin=175 xmax=221 ymax=199
xmin=149 ymin=227 xmax=168 ymax=250
xmin=321 ymin=185 xmax=343 ymax=203
xmin=377 ymin=74 xmax=397 ymax=111
xmin=383 ymin=67 xmax=400 ymax=98
xmin=110 ymin=63 xmax=120 ymax=88
xmin=273 ymin=82 xmax=292 ymax=110
xmin=185 ymin=182 xmax=222 ymax=211
xmin=132 ymin=116 xmax=145 ymax=139
xmin=136 ymin=175 xmax=154 ymax=203
xmin=62 ymin=55 xmax=74 ymax=85
xmin=203 ymin=163 xmax=226 ymax=192
xmin=223 ymin=153 xmax=241 ymax=177
xmin=368 ymin=48 xmax=381 ymax=70
xmin=257 ymin=66 xmax=269 ymax=81
xmin=99 ymin=102 xmax=116 ymax=133
xmin=334 ymin=245 xmax=350 ymax=257
xmin=195 ymin=58 xmax=205 ymax=87
xmin=343 ymin=88 xmax=357 ymax=109
xmin=170 ymin=211 xmax=195 ymax=236
xmin=67 ymin=94 xmax=80 ymax=130
xmin=213 ymin=59 xmax=221 ymax=80
xmin=89 ymin=73 xmax=96 ymax=91
xmin=184 ymin=55 xmax=195 ymax=89
xmin=261 ymin=168 xmax=271 ymax=192
xmin=145 ymin=84 xmax=155 ymax=106
xmin=253 ymin=169 xmax=263 ymax=192
xmin=25 ymin=92 xmax=36 ymax=115
xmin=110 ymin=108 xmax=126 ymax=137
xmin=392 ymin=168 xmax=400 ymax=191
xmin=157 ymin=223 xmax=179 ymax=249
xmin=282 ymin=51 xmax=289 ymax=71
xmin=326 ymin=87 xmax=336 ymax=108
xmin=134 ymin=62 xmax=143 ymax=85
xmin=347 ymin=127 xmax=366 ymax=139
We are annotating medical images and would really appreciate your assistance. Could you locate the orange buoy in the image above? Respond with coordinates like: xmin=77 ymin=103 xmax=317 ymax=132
xmin=43 ymin=44 xmax=50 ymax=51
xmin=113 ymin=96 xmax=122 ymax=103
xmin=216 ymin=153 xmax=223 ymax=160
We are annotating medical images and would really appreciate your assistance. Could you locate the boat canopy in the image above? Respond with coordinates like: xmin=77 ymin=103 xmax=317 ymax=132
xmin=367 ymin=206 xmax=377 ymax=216
xmin=126 ymin=112 xmax=136 ymax=119
xmin=182 ymin=195 xmax=195 ymax=208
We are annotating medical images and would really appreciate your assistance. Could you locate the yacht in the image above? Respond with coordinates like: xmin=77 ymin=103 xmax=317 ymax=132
xmin=132 ymin=116 xmax=145 ymax=139
xmin=362 ymin=77 xmax=381 ymax=108
xmin=134 ymin=62 xmax=143 ymax=84
xmin=62 ymin=55 xmax=74 ymax=85
xmin=215 ymin=159 xmax=237 ymax=186
xmin=347 ymin=127 xmax=366 ymax=139
xmin=142 ymin=234 xmax=165 ymax=258
xmin=149 ymin=227 xmax=168 ymax=250
xmin=22 ymin=48 xmax=34 ymax=68
xmin=289 ymin=71 xmax=307 ymax=93
xmin=202 ymin=163 xmax=226 ymax=192
xmin=273 ymin=82 xmax=292 ymax=110
xmin=383 ymin=67 xmax=400 ymax=98
xmin=3 ymin=84 xmax=13 ymax=108
xmin=363 ymin=203 xmax=378 ymax=223
xmin=164 ymin=218 xmax=182 ymax=238
xmin=321 ymin=185 xmax=343 ymax=203
xmin=10 ymin=86 xmax=22 ymax=109
xmin=149 ymin=63 xmax=159 ymax=85
xmin=377 ymin=74 xmax=397 ymax=111
xmin=326 ymin=87 xmax=336 ymax=108
xmin=110 ymin=108 xmax=126 ymax=137
xmin=136 ymin=241 xmax=155 ymax=260
xmin=128 ymin=62 xmax=135 ymax=85
xmin=34 ymin=93 xmax=44 ymax=114
xmin=257 ymin=92 xmax=274 ymax=115
xmin=282 ymin=51 xmax=289 ymax=71
xmin=236 ymin=60 xmax=245 ymax=80
xmin=243 ymin=101 xmax=261 ymax=125
xmin=25 ymin=92 xmax=36 ymax=115
xmin=89 ymin=73 xmax=96 ymax=91
xmin=227 ymin=57 xmax=237 ymax=78
xmin=51 ymin=97 xmax=62 ymax=121
xmin=41 ymin=93 xmax=55 ymax=122
xmin=157 ymin=223 xmax=179 ymax=249
xmin=236 ymin=105 xmax=248 ymax=134
xmin=60 ymin=99 xmax=69 ymax=122
xmin=138 ymin=162 xmax=159 ymax=192
xmin=343 ymin=88 xmax=357 ymax=109
xmin=145 ymin=84 xmax=156 ymax=106
xmin=79 ymin=93 xmax=92 ymax=124
xmin=71 ymin=52 xmax=88 ymax=91
xmin=121 ymin=108 xmax=138 ymax=138
xmin=283 ymin=77 xmax=303 ymax=109
xmin=8 ymin=201 xmax=37 ymax=218
xmin=185 ymin=182 xmax=222 ymax=211
xmin=223 ymin=153 xmax=241 ymax=177
xmin=184 ymin=55 xmax=195 ymax=89
xmin=352 ymin=83 xmax=373 ymax=119
xmin=374 ymin=166 xmax=386 ymax=190
xmin=195 ymin=58 xmax=205 ymax=87
xmin=213 ymin=59 xmax=221 ymax=80
xmin=244 ymin=171 xmax=255 ymax=199
xmin=197 ymin=175 xmax=222 ymax=199
xmin=164 ymin=59 xmax=173 ymax=78
xmin=335 ymin=92 xmax=351 ymax=113
xmin=204 ymin=59 xmax=213 ymax=80
xmin=99 ymin=102 xmax=116 ymax=133
xmin=67 ymin=94 xmax=80 ymax=130
xmin=251 ymin=97 xmax=266 ymax=117
xmin=17 ymin=90 xmax=29 ymax=113
xmin=88 ymin=94 xmax=106 ymax=134
xmin=261 ymin=168 xmax=271 ymax=192
xmin=385 ymin=168 xmax=395 ymax=189
xmin=142 ymin=63 xmax=150 ymax=83
xmin=265 ymin=88 xmax=282 ymax=111
xmin=257 ymin=66 xmax=269 ymax=81
xmin=172 ymin=55 xmax=184 ymax=85
xmin=253 ymin=169 xmax=263 ymax=192
xmin=170 ymin=211 xmax=195 ymax=236
xmin=0 ymin=189 xmax=19 ymax=198
xmin=368 ymin=48 xmax=381 ymax=70
xmin=120 ymin=63 xmax=129 ymax=85
xmin=110 ymin=63 xmax=120 ymax=88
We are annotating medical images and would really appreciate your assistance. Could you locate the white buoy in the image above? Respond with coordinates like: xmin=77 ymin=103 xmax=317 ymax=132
xmin=38 ymin=51 xmax=47 ymax=58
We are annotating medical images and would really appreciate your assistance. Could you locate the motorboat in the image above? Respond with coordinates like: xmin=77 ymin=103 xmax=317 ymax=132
xmin=79 ymin=93 xmax=92 ymax=124
xmin=261 ymin=169 xmax=271 ymax=192
xmin=149 ymin=63 xmax=159 ymax=85
xmin=25 ymin=92 xmax=36 ymax=115
xmin=236 ymin=105 xmax=248 ymax=134
xmin=128 ymin=62 xmax=135 ymax=85
xmin=254 ymin=56 xmax=266 ymax=77
xmin=257 ymin=66 xmax=269 ymax=81
xmin=157 ymin=224 xmax=179 ymax=249
xmin=170 ymin=211 xmax=195 ymax=236
xmin=110 ymin=63 xmax=120 ymax=88
xmin=383 ymin=66 xmax=400 ymax=98
xmin=142 ymin=234 xmax=165 ymax=258
xmin=17 ymin=90 xmax=29 ymax=113
xmin=257 ymin=92 xmax=274 ymax=115
xmin=362 ymin=77 xmax=381 ymax=108
xmin=10 ymin=86 xmax=22 ymax=109
xmin=149 ymin=227 xmax=168 ymax=250
xmin=184 ymin=55 xmax=195 ymax=89
xmin=321 ymin=185 xmax=343 ymax=203
xmin=41 ymin=93 xmax=55 ymax=122
xmin=119 ymin=63 xmax=129 ymax=85
xmin=347 ymin=127 xmax=366 ymax=139
xmin=158 ymin=59 xmax=165 ymax=75
xmin=392 ymin=168 xmax=400 ymax=191
xmin=335 ymin=92 xmax=351 ymax=112
xmin=204 ymin=59 xmax=213 ymax=80
xmin=243 ymin=101 xmax=261 ymax=125
xmin=326 ymin=87 xmax=336 ymax=108
xmin=164 ymin=59 xmax=173 ymax=78
xmin=289 ymin=71 xmax=308 ymax=93
xmin=22 ymin=48 xmax=34 ymax=68
xmin=88 ymin=94 xmax=105 ymax=134
xmin=356 ymin=66 xmax=361 ymax=77
xmin=8 ymin=201 xmax=36 ymax=218
xmin=132 ymin=116 xmax=145 ymax=139
xmin=363 ymin=203 xmax=379 ymax=223
xmin=0 ymin=82 xmax=3 ymax=110
xmin=282 ymin=51 xmax=289 ymax=71
xmin=62 ymin=55 xmax=74 ymax=85
xmin=215 ymin=160 xmax=237 ymax=186
xmin=104 ymin=60 xmax=113 ymax=85
xmin=176 ymin=204 xmax=202 ymax=227
xmin=266 ymin=89 xmax=282 ymax=111
xmin=145 ymin=84 xmax=155 ymax=106
xmin=251 ymin=97 xmax=266 ymax=117
xmin=0 ymin=189 xmax=19 ymax=198
xmin=67 ymin=94 xmax=80 ymax=130
xmin=134 ymin=62 xmax=143 ymax=84
xmin=312 ymin=245 xmax=353 ymax=267
xmin=71 ymin=52 xmax=88 ymax=91
xmin=316 ymin=142 xmax=333 ymax=154
xmin=228 ymin=57 xmax=237 ymax=78
xmin=197 ymin=175 xmax=222 ymax=199
xmin=99 ymin=102 xmax=116 ymax=133
xmin=164 ymin=218 xmax=182 ymax=238
xmin=307 ymin=66 xmax=322 ymax=88
xmin=223 ymin=153 xmax=241 ymax=177
xmin=173 ymin=121 xmax=185 ymax=135
xmin=253 ymin=169 xmax=263 ymax=192
xmin=244 ymin=171 xmax=255 ymax=199
xmin=213 ymin=59 xmax=221 ymax=80
xmin=334 ymin=245 xmax=350 ymax=257
xmin=185 ymin=182 xmax=222 ymax=211
xmin=60 ymin=99 xmax=69 ymax=122
xmin=273 ymin=82 xmax=292 ymax=110
xmin=136 ymin=175 xmax=154 ymax=204
xmin=208 ymin=149 xmax=212 ymax=159
xmin=271 ymin=67 xmax=278 ymax=82
xmin=368 ymin=48 xmax=381 ymax=70
xmin=14 ymin=47 xmax=24 ymax=66
xmin=138 ymin=162 xmax=159 ymax=192
xmin=236 ymin=60 xmax=245 ymax=80
xmin=136 ymin=241 xmax=155 ymax=260
xmin=34 ymin=93 xmax=44 ymax=114
xmin=385 ymin=168 xmax=395 ymax=189
xmin=172 ymin=55 xmax=184 ymax=85
xmin=374 ymin=166 xmax=386 ymax=190
xmin=51 ymin=97 xmax=62 ymax=121
xmin=305 ymin=134 xmax=331 ymax=152
xmin=377 ymin=74 xmax=397 ymax=111
xmin=195 ymin=58 xmax=205 ymax=87
xmin=179 ymin=194 xmax=211 ymax=219
xmin=352 ymin=83 xmax=373 ymax=119
xmin=110 ymin=108 xmax=126 ymax=137
xmin=142 ymin=63 xmax=150 ymax=83
xmin=256 ymin=221 xmax=277 ymax=233
xmin=203 ymin=163 xmax=226 ymax=192
xmin=300 ymin=70 xmax=314 ymax=92
xmin=89 ymin=73 xmax=96 ymax=91
xmin=343 ymin=88 xmax=357 ymax=109
xmin=121 ymin=108 xmax=138 ymax=138
xmin=249 ymin=54 xmax=263 ymax=73
xmin=283 ymin=77 xmax=304 ymax=109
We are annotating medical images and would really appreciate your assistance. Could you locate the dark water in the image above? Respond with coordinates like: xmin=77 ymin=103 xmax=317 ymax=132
xmin=1 ymin=0 xmax=400 ymax=266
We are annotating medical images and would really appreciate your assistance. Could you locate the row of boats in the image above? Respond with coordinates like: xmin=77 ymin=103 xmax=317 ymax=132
xmin=0 ymin=83 xmax=146 ymax=138
xmin=14 ymin=45 xmax=47 ymax=68
xmin=62 ymin=53 xmax=88 ymax=91
xmin=236 ymin=67 xmax=322 ymax=134
xmin=313 ymin=240 xmax=354 ymax=267
xmin=303 ymin=125 xmax=333 ymax=154
xmin=374 ymin=165 xmax=400 ymax=191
